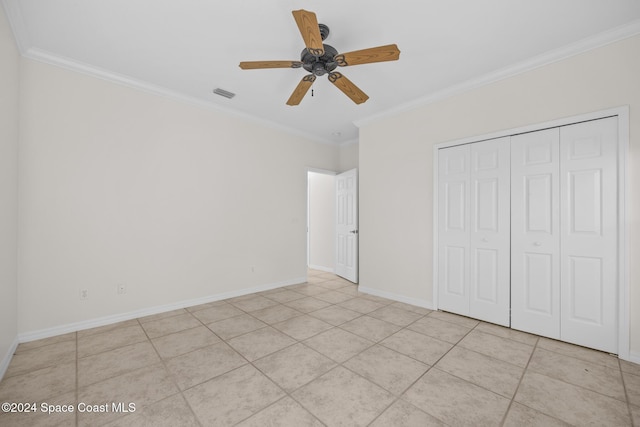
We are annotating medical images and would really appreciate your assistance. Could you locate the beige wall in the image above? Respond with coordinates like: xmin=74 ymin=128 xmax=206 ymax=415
xmin=359 ymin=35 xmax=640 ymax=356
xmin=17 ymin=59 xmax=339 ymax=334
xmin=339 ymin=142 xmax=359 ymax=173
xmin=0 ymin=4 xmax=19 ymax=375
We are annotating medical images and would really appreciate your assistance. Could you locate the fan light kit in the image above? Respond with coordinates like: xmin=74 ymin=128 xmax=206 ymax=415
xmin=239 ymin=10 xmax=400 ymax=106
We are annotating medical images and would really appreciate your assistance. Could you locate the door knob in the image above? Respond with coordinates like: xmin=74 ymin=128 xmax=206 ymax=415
xmin=481 ymin=238 xmax=488 ymax=243
xmin=350 ymin=230 xmax=358 ymax=234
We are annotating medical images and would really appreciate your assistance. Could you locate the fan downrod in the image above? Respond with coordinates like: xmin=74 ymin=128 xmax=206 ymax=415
xmin=318 ymin=24 xmax=330 ymax=41
xmin=238 ymin=10 xmax=401 ymax=106
xmin=301 ymin=23 xmax=337 ymax=76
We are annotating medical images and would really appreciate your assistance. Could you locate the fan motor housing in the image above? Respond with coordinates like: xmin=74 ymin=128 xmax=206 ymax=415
xmin=301 ymin=44 xmax=338 ymax=76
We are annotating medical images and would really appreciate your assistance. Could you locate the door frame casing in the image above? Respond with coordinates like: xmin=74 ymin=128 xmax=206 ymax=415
xmin=432 ymin=106 xmax=630 ymax=360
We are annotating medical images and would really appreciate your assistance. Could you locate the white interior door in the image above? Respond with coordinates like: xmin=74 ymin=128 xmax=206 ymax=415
xmin=469 ymin=138 xmax=511 ymax=326
xmin=560 ymin=117 xmax=618 ymax=353
xmin=510 ymin=128 xmax=561 ymax=338
xmin=438 ymin=145 xmax=471 ymax=315
xmin=335 ymin=169 xmax=358 ymax=282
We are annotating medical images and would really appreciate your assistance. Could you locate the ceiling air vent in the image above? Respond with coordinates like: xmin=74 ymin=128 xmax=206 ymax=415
xmin=213 ymin=88 xmax=235 ymax=99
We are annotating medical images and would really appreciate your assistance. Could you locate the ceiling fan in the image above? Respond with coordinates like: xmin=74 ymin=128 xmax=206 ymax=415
xmin=239 ymin=9 xmax=400 ymax=106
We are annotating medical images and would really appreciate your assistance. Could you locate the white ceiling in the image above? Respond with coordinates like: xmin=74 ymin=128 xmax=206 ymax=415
xmin=4 ymin=0 xmax=640 ymax=144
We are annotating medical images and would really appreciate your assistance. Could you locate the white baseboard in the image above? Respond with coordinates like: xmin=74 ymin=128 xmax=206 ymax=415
xmin=358 ymin=286 xmax=434 ymax=310
xmin=308 ymin=264 xmax=335 ymax=273
xmin=626 ymin=351 xmax=640 ymax=365
xmin=357 ymin=286 xmax=640 ymax=364
xmin=18 ymin=276 xmax=306 ymax=343
xmin=0 ymin=335 xmax=19 ymax=381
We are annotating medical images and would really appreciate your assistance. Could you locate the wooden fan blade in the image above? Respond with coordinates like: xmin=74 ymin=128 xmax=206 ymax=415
xmin=239 ymin=61 xmax=303 ymax=70
xmin=334 ymin=44 xmax=400 ymax=67
xmin=328 ymin=72 xmax=369 ymax=104
xmin=287 ymin=74 xmax=316 ymax=106
xmin=292 ymin=10 xmax=324 ymax=57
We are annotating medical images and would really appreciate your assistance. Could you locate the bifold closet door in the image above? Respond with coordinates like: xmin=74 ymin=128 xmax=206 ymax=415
xmin=560 ymin=117 xmax=618 ymax=353
xmin=438 ymin=145 xmax=470 ymax=315
xmin=468 ymin=138 xmax=511 ymax=326
xmin=511 ymin=117 xmax=618 ymax=353
xmin=510 ymin=128 xmax=561 ymax=338
xmin=438 ymin=138 xmax=510 ymax=325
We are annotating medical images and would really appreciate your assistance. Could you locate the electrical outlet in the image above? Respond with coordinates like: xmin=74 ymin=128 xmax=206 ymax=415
xmin=117 ymin=284 xmax=126 ymax=295
xmin=251 ymin=266 xmax=255 ymax=273
xmin=80 ymin=289 xmax=88 ymax=300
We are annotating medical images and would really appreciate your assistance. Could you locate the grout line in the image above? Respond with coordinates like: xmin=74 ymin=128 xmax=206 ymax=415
xmin=498 ymin=335 xmax=538 ymax=426
xmin=4 ymin=271 xmax=634 ymax=425
xmin=619 ymin=358 xmax=636 ymax=425
xmin=227 ymin=279 xmax=404 ymax=423
xmin=493 ymin=338 xmax=600 ymax=427
xmin=341 ymin=311 xmax=457 ymax=426
xmin=525 ymin=347 xmax=630 ymax=404
xmin=140 ymin=316 xmax=205 ymax=426
xmin=137 ymin=319 xmax=188 ymax=422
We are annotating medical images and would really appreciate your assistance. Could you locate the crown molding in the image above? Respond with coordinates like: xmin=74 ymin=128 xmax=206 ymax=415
xmin=23 ymin=47 xmax=340 ymax=146
xmin=355 ymin=19 xmax=640 ymax=129
xmin=6 ymin=0 xmax=638 ymax=145
xmin=2 ymin=4 xmax=339 ymax=146
xmin=1 ymin=0 xmax=30 ymax=52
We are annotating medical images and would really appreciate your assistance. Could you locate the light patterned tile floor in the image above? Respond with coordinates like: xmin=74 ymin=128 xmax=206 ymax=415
xmin=0 ymin=269 xmax=636 ymax=426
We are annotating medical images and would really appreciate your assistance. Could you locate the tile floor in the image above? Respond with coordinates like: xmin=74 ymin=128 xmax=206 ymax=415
xmin=1 ymin=269 xmax=639 ymax=426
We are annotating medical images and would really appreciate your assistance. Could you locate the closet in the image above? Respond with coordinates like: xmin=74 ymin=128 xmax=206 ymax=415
xmin=437 ymin=116 xmax=619 ymax=353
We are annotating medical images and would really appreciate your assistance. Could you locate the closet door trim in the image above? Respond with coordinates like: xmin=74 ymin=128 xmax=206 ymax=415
xmin=432 ymin=106 xmax=630 ymax=360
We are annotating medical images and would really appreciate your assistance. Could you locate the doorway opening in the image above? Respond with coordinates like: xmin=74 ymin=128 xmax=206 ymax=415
xmin=307 ymin=170 xmax=336 ymax=273
xmin=307 ymin=168 xmax=359 ymax=282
